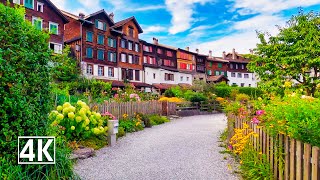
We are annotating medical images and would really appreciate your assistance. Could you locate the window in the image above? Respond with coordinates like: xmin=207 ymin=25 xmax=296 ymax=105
xmin=224 ymin=71 xmax=227 ymax=77
xmin=129 ymin=27 xmax=134 ymax=37
xmin=121 ymin=39 xmax=126 ymax=48
xmin=242 ymin=64 xmax=245 ymax=69
xmin=128 ymin=69 xmax=133 ymax=80
xmin=25 ymin=0 xmax=34 ymax=9
xmin=37 ymin=2 xmax=43 ymax=12
xmin=98 ymin=49 xmax=104 ymax=60
xmin=249 ymin=84 xmax=251 ymax=87
xmin=218 ymin=63 xmax=222 ymax=68
xmin=237 ymin=73 xmax=242 ymax=78
xmin=75 ymin=45 xmax=80 ymax=51
xmin=209 ymin=62 xmax=213 ymax=67
xmin=135 ymin=70 xmax=140 ymax=81
xmin=121 ymin=53 xmax=127 ymax=62
xmin=87 ymin=64 xmax=93 ymax=75
xmin=215 ymin=71 xmax=220 ymax=76
xmin=244 ymin=74 xmax=249 ymax=78
xmin=95 ymin=20 xmax=106 ymax=31
xmin=108 ymin=51 xmax=117 ymax=62
xmin=134 ymin=56 xmax=139 ymax=64
xmin=165 ymin=73 xmax=174 ymax=81
xmin=98 ymin=66 xmax=104 ymax=76
xmin=108 ymin=67 xmax=114 ymax=77
xmin=49 ymin=22 xmax=58 ymax=35
xmin=231 ymin=72 xmax=235 ymax=77
xmin=230 ymin=64 xmax=233 ymax=69
xmin=128 ymin=55 xmax=133 ymax=64
xmin=187 ymin=64 xmax=191 ymax=70
xmin=97 ymin=34 xmax=104 ymax=45
xmin=86 ymin=31 xmax=93 ymax=42
xmin=49 ymin=42 xmax=62 ymax=54
xmin=135 ymin=43 xmax=139 ymax=52
xmin=121 ymin=68 xmax=126 ymax=80
xmin=180 ymin=76 xmax=183 ymax=81
xmin=164 ymin=59 xmax=172 ymax=66
xmin=241 ymin=83 xmax=245 ymax=87
xmin=153 ymin=73 xmax=156 ymax=79
xmin=187 ymin=77 xmax=189 ymax=81
xmin=13 ymin=0 xmax=20 ymax=4
xmin=32 ymin=17 xmax=42 ymax=30
xmin=143 ymin=56 xmax=147 ymax=64
xmin=157 ymin=48 xmax=163 ymax=54
xmin=207 ymin=70 xmax=212 ymax=75
xmin=86 ymin=47 xmax=93 ymax=58
xmin=128 ymin=41 xmax=133 ymax=50
xmin=108 ymin=37 xmax=117 ymax=48
xmin=167 ymin=51 xmax=173 ymax=57
xmin=235 ymin=64 xmax=239 ymax=69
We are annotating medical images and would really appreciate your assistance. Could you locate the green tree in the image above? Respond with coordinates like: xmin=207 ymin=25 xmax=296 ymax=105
xmin=51 ymin=45 xmax=80 ymax=82
xmin=248 ymin=10 xmax=320 ymax=95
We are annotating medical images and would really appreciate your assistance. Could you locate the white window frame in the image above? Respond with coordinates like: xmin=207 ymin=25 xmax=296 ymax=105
xmin=98 ymin=66 xmax=104 ymax=76
xmin=37 ymin=2 xmax=44 ymax=12
xmin=49 ymin=42 xmax=62 ymax=54
xmin=187 ymin=64 xmax=190 ymax=70
xmin=87 ymin=64 xmax=93 ymax=75
xmin=135 ymin=43 xmax=139 ymax=52
xmin=108 ymin=67 xmax=114 ymax=77
xmin=49 ymin=22 xmax=59 ymax=35
xmin=231 ymin=72 xmax=235 ymax=77
xmin=121 ymin=53 xmax=126 ymax=62
xmin=32 ymin=16 xmax=43 ymax=30
xmin=128 ymin=55 xmax=133 ymax=64
xmin=97 ymin=21 xmax=104 ymax=30
xmin=13 ymin=0 xmax=20 ymax=4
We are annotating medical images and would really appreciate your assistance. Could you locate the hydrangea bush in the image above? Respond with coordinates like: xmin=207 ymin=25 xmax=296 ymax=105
xmin=49 ymin=101 xmax=113 ymax=140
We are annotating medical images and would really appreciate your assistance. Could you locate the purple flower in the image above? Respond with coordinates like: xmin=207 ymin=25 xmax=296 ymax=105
xmin=228 ymin=145 xmax=233 ymax=150
xmin=256 ymin=110 xmax=265 ymax=116
xmin=251 ymin=116 xmax=260 ymax=124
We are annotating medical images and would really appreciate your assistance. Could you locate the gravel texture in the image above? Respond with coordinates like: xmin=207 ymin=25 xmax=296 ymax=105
xmin=74 ymin=114 xmax=239 ymax=180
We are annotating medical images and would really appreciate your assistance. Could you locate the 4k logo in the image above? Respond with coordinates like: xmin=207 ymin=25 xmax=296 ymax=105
xmin=18 ymin=136 xmax=55 ymax=164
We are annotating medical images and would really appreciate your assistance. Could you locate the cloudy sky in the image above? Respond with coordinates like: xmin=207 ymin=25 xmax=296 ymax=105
xmin=53 ymin=0 xmax=320 ymax=56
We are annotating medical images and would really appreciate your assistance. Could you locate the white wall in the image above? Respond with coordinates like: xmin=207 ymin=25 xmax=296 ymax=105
xmin=227 ymin=71 xmax=258 ymax=87
xmin=81 ymin=62 xmax=119 ymax=80
xmin=144 ymin=67 xmax=192 ymax=85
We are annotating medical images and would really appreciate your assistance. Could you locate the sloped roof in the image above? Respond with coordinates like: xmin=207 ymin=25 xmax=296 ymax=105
xmin=207 ymin=75 xmax=229 ymax=82
xmin=61 ymin=9 xmax=114 ymax=25
xmin=131 ymin=82 xmax=152 ymax=88
xmin=44 ymin=0 xmax=69 ymax=23
xmin=112 ymin=16 xmax=143 ymax=33
xmin=207 ymin=57 xmax=229 ymax=63
xmin=152 ymin=83 xmax=177 ymax=90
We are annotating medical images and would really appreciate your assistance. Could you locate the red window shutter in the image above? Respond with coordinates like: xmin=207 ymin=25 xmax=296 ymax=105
xmin=190 ymin=64 xmax=193 ymax=70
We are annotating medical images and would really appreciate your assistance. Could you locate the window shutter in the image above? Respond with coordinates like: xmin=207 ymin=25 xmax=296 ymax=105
xmin=95 ymin=20 xmax=99 ymax=28
xmin=114 ymin=53 xmax=117 ymax=62
xmin=113 ymin=39 xmax=117 ymax=48
xmin=37 ymin=20 xmax=41 ymax=30
xmin=103 ymin=23 xmax=107 ymax=31
xmin=108 ymin=51 xmax=111 ymax=61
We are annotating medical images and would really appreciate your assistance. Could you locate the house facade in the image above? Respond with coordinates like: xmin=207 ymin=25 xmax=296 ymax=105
xmin=206 ymin=51 xmax=229 ymax=83
xmin=193 ymin=49 xmax=207 ymax=82
xmin=225 ymin=49 xmax=258 ymax=87
xmin=1 ymin=0 xmax=69 ymax=53
xmin=176 ymin=47 xmax=196 ymax=85
xmin=112 ymin=16 xmax=144 ymax=84
xmin=62 ymin=10 xmax=119 ymax=82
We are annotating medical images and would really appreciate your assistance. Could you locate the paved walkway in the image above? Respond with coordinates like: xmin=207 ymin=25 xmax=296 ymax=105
xmin=74 ymin=114 xmax=238 ymax=180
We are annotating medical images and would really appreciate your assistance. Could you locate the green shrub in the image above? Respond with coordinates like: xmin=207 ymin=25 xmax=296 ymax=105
xmin=235 ymin=93 xmax=250 ymax=102
xmin=49 ymin=101 xmax=112 ymax=141
xmin=149 ymin=115 xmax=170 ymax=125
xmin=164 ymin=86 xmax=183 ymax=97
xmin=189 ymin=93 xmax=207 ymax=103
xmin=79 ymin=136 xmax=108 ymax=150
xmin=214 ymin=87 xmax=232 ymax=98
xmin=117 ymin=127 xmax=126 ymax=138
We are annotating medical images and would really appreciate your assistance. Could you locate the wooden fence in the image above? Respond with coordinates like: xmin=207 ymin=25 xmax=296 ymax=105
xmin=230 ymin=115 xmax=320 ymax=180
xmin=93 ymin=101 xmax=177 ymax=119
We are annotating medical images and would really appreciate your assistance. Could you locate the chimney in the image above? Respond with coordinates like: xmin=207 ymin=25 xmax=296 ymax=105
xmin=196 ymin=49 xmax=199 ymax=54
xmin=153 ymin=37 xmax=158 ymax=45
xmin=109 ymin=12 xmax=114 ymax=21
xmin=209 ymin=50 xmax=212 ymax=58
xmin=79 ymin=13 xmax=85 ymax=19
xmin=222 ymin=51 xmax=226 ymax=59
xmin=232 ymin=48 xmax=236 ymax=59
xmin=186 ymin=46 xmax=189 ymax=51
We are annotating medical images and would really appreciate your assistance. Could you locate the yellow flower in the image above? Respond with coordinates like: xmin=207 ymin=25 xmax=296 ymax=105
xmin=68 ymin=112 xmax=75 ymax=119
xmin=56 ymin=105 xmax=63 ymax=112
xmin=259 ymin=152 xmax=263 ymax=155
xmin=284 ymin=81 xmax=292 ymax=88
xmin=85 ymin=126 xmax=89 ymax=131
xmin=76 ymin=116 xmax=82 ymax=122
xmin=123 ymin=114 xmax=128 ymax=118
xmin=70 ymin=126 xmax=75 ymax=130
xmin=136 ymin=122 xmax=141 ymax=126
xmin=63 ymin=102 xmax=71 ymax=109
xmin=56 ymin=113 xmax=64 ymax=120
xmin=253 ymin=133 xmax=259 ymax=137
xmin=257 ymin=97 xmax=262 ymax=101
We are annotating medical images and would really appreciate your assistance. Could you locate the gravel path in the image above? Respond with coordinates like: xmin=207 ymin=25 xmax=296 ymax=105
xmin=74 ymin=114 xmax=238 ymax=180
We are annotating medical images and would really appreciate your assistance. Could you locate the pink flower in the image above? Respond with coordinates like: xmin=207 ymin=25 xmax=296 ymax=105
xmin=114 ymin=94 xmax=119 ymax=98
xmin=251 ymin=116 xmax=260 ymax=124
xmin=228 ymin=145 xmax=233 ymax=150
xmin=256 ymin=110 xmax=265 ymax=116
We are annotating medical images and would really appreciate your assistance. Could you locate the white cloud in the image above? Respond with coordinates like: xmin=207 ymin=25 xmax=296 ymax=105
xmin=135 ymin=5 xmax=166 ymax=12
xmin=50 ymin=0 xmax=67 ymax=10
xmin=165 ymin=0 xmax=214 ymax=34
xmin=230 ymin=0 xmax=320 ymax=15
xmin=192 ymin=14 xmax=286 ymax=56
xmin=143 ymin=25 xmax=167 ymax=34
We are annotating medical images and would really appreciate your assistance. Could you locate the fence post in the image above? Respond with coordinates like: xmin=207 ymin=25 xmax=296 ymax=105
xmin=303 ymin=143 xmax=311 ymax=180
xmin=311 ymin=146 xmax=319 ymax=180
